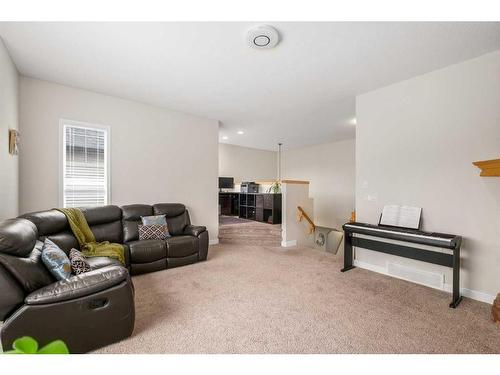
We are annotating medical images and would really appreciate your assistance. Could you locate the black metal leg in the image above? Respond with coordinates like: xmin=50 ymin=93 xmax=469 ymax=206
xmin=341 ymin=233 xmax=356 ymax=272
xmin=449 ymin=246 xmax=462 ymax=308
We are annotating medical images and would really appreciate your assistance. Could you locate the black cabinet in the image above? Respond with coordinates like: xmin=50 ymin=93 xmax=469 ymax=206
xmin=238 ymin=193 xmax=281 ymax=224
xmin=219 ymin=193 xmax=239 ymax=216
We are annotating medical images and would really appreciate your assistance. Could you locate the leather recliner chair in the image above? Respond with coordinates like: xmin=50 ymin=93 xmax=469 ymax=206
xmin=0 ymin=203 xmax=209 ymax=353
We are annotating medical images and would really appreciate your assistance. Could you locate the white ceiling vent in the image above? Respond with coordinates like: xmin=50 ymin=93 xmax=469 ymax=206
xmin=247 ymin=25 xmax=280 ymax=49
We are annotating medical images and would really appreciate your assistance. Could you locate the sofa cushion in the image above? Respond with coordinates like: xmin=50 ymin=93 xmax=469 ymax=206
xmin=86 ymin=256 xmax=123 ymax=270
xmin=90 ymin=221 xmax=123 ymax=244
xmin=166 ymin=235 xmax=198 ymax=258
xmin=25 ymin=265 xmax=128 ymax=305
xmin=121 ymin=204 xmax=153 ymax=242
xmin=153 ymin=204 xmax=190 ymax=236
xmin=44 ymin=231 xmax=79 ymax=254
xmin=81 ymin=205 xmax=122 ymax=226
xmin=0 ymin=218 xmax=38 ymax=257
xmin=0 ymin=241 xmax=55 ymax=293
xmin=152 ymin=203 xmax=186 ymax=218
xmin=20 ymin=209 xmax=68 ymax=236
xmin=127 ymin=239 xmax=166 ymax=264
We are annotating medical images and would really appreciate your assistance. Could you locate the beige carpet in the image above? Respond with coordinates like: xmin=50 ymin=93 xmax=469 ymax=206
xmin=95 ymin=243 xmax=500 ymax=354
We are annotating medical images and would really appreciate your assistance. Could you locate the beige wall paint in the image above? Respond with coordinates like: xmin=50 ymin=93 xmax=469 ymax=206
xmin=0 ymin=39 xmax=18 ymax=220
xmin=356 ymin=50 xmax=500 ymax=301
xmin=219 ymin=143 xmax=277 ymax=183
xmin=282 ymin=139 xmax=355 ymax=229
xmin=19 ymin=77 xmax=219 ymax=240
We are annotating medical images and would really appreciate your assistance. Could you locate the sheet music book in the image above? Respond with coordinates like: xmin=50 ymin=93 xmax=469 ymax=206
xmin=379 ymin=205 xmax=422 ymax=229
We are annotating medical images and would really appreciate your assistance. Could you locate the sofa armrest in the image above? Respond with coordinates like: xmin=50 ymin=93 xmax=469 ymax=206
xmin=25 ymin=266 xmax=129 ymax=305
xmin=183 ymin=225 xmax=206 ymax=237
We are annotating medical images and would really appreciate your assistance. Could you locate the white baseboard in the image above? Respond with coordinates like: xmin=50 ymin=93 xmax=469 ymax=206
xmin=209 ymin=238 xmax=219 ymax=245
xmin=353 ymin=259 xmax=495 ymax=304
xmin=281 ymin=240 xmax=297 ymax=247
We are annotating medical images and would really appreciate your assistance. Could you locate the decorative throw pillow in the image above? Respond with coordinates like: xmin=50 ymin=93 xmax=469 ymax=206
xmin=41 ymin=239 xmax=72 ymax=280
xmin=141 ymin=214 xmax=167 ymax=226
xmin=69 ymin=248 xmax=91 ymax=275
xmin=138 ymin=224 xmax=170 ymax=240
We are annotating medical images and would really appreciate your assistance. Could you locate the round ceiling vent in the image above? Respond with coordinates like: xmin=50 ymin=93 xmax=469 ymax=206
xmin=247 ymin=25 xmax=280 ymax=49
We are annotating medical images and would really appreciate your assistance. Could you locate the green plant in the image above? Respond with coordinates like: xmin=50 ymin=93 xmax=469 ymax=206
xmin=3 ymin=336 xmax=69 ymax=354
xmin=267 ymin=180 xmax=281 ymax=194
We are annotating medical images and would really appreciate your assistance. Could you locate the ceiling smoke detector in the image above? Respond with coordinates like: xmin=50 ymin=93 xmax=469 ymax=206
xmin=247 ymin=25 xmax=280 ymax=49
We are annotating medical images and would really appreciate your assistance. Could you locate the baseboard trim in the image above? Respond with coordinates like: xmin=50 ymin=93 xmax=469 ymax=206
xmin=353 ymin=259 xmax=495 ymax=304
xmin=209 ymin=238 xmax=219 ymax=245
xmin=281 ymin=240 xmax=297 ymax=247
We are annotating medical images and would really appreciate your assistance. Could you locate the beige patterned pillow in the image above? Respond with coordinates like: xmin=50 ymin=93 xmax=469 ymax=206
xmin=138 ymin=224 xmax=170 ymax=240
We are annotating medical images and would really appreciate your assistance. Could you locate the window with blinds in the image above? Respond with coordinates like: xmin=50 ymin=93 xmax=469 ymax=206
xmin=62 ymin=122 xmax=109 ymax=208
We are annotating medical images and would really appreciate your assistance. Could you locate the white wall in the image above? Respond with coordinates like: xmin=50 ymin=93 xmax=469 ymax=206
xmin=282 ymin=139 xmax=356 ymax=229
xmin=0 ymin=38 xmax=18 ymax=220
xmin=219 ymin=143 xmax=277 ymax=183
xmin=356 ymin=50 xmax=500 ymax=301
xmin=19 ymin=77 xmax=219 ymax=239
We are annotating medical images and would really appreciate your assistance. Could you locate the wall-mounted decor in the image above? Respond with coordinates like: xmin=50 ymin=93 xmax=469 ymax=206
xmin=8 ymin=129 xmax=19 ymax=155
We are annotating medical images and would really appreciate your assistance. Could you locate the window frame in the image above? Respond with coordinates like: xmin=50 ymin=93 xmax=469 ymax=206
xmin=59 ymin=118 xmax=111 ymax=208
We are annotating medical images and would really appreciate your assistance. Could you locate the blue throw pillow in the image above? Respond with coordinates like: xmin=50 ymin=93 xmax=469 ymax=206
xmin=141 ymin=214 xmax=167 ymax=225
xmin=41 ymin=239 xmax=72 ymax=280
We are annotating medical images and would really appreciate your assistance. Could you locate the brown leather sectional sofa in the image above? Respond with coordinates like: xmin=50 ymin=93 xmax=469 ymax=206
xmin=0 ymin=203 xmax=209 ymax=353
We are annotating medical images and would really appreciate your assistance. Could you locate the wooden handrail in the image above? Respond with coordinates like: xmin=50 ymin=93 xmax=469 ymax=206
xmin=297 ymin=206 xmax=315 ymax=234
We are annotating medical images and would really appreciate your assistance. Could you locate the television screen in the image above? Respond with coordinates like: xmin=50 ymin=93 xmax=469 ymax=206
xmin=219 ymin=177 xmax=234 ymax=189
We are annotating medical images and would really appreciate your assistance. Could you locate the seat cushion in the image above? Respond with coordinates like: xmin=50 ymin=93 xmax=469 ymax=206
xmin=166 ymin=235 xmax=198 ymax=258
xmin=86 ymin=256 xmax=123 ymax=270
xmin=127 ymin=240 xmax=166 ymax=264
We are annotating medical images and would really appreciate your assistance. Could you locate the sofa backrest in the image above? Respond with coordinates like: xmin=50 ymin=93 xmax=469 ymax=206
xmin=20 ymin=205 xmax=123 ymax=254
xmin=121 ymin=203 xmax=191 ymax=242
xmin=0 ymin=218 xmax=50 ymax=320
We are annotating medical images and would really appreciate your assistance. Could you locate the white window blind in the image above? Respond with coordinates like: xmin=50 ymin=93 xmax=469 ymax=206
xmin=62 ymin=122 xmax=109 ymax=208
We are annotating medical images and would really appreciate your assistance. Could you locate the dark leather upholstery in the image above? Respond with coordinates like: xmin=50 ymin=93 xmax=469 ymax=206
xmin=167 ymin=254 xmax=199 ymax=269
xmin=166 ymin=236 xmax=198 ymax=258
xmin=44 ymin=231 xmax=79 ymax=254
xmin=128 ymin=240 xmax=166 ymax=263
xmin=87 ymin=256 xmax=123 ymax=270
xmin=130 ymin=259 xmax=166 ymax=275
xmin=0 ymin=246 xmax=55 ymax=293
xmin=153 ymin=203 xmax=186 ymax=217
xmin=0 ymin=218 xmax=38 ymax=256
xmin=1 ymin=280 xmax=135 ymax=354
xmin=184 ymin=225 xmax=207 ymax=237
xmin=198 ymin=230 xmax=209 ymax=261
xmin=153 ymin=203 xmax=190 ymax=236
xmin=121 ymin=204 xmax=153 ymax=242
xmin=20 ymin=210 xmax=68 ymax=236
xmin=25 ymin=266 xmax=129 ymax=305
xmin=81 ymin=205 xmax=122 ymax=226
xmin=0 ymin=264 xmax=25 ymax=321
xmin=0 ymin=202 xmax=209 ymax=353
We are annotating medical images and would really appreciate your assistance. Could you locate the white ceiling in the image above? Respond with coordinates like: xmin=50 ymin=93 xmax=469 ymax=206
xmin=1 ymin=22 xmax=500 ymax=150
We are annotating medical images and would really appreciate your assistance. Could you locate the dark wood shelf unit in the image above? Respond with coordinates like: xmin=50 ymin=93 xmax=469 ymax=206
xmin=219 ymin=192 xmax=281 ymax=224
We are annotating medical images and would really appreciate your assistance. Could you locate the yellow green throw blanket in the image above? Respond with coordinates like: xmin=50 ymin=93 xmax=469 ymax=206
xmin=56 ymin=208 xmax=125 ymax=265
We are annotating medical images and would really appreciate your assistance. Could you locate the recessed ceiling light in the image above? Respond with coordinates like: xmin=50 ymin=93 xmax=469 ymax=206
xmin=222 ymin=136 xmax=228 ymax=140
xmin=349 ymin=118 xmax=357 ymax=125
xmin=237 ymin=131 xmax=244 ymax=135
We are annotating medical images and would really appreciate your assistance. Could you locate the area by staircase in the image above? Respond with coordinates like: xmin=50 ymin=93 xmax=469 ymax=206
xmin=219 ymin=217 xmax=282 ymax=246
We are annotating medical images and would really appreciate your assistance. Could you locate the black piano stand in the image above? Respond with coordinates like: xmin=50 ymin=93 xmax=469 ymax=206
xmin=342 ymin=232 xmax=463 ymax=308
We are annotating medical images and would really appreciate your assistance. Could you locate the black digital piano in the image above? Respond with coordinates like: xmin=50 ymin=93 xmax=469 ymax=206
xmin=342 ymin=222 xmax=463 ymax=308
